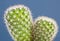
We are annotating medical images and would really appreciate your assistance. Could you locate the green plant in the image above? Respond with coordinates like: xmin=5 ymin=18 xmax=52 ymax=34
xmin=33 ymin=16 xmax=58 ymax=41
xmin=4 ymin=5 xmax=33 ymax=41
xmin=4 ymin=5 xmax=58 ymax=41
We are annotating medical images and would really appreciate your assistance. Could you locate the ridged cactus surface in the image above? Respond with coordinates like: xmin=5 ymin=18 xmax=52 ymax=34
xmin=4 ymin=5 xmax=32 ymax=41
xmin=33 ymin=16 xmax=58 ymax=41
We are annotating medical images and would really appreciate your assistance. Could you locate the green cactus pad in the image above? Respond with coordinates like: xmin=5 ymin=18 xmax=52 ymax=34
xmin=4 ymin=5 xmax=32 ymax=41
xmin=33 ymin=16 xmax=58 ymax=41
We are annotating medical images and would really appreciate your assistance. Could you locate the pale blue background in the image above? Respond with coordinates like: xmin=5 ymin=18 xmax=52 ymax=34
xmin=0 ymin=0 xmax=60 ymax=41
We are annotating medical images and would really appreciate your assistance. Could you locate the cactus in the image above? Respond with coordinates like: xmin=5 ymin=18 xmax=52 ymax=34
xmin=4 ymin=5 xmax=33 ymax=41
xmin=33 ymin=16 xmax=58 ymax=41
xmin=4 ymin=5 xmax=58 ymax=41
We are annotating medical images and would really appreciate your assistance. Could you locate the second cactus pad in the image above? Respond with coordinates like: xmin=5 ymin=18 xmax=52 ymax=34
xmin=33 ymin=16 xmax=58 ymax=41
xmin=4 ymin=5 xmax=32 ymax=41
